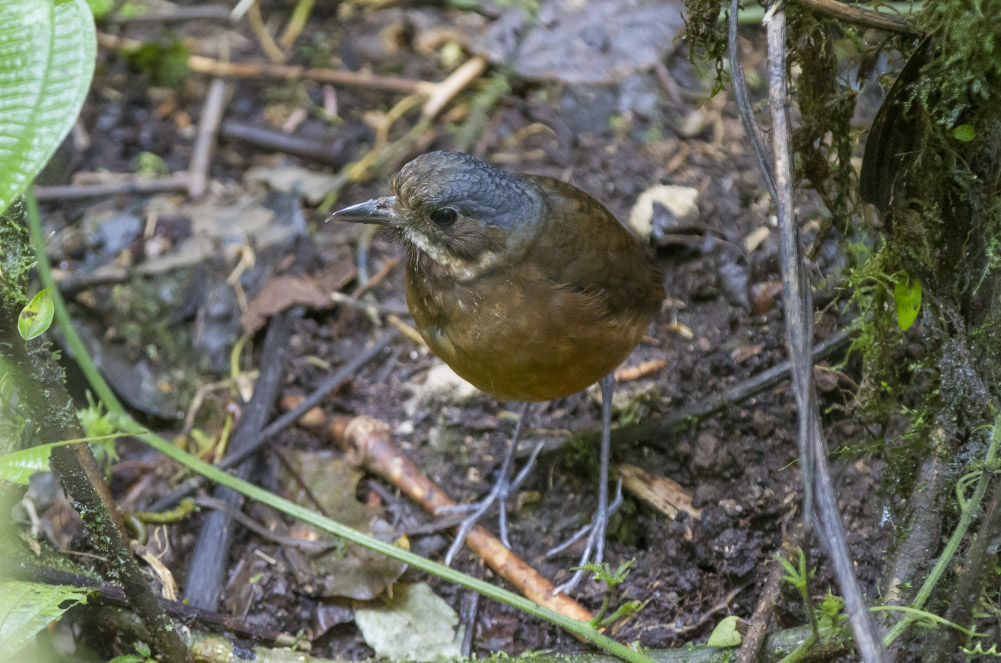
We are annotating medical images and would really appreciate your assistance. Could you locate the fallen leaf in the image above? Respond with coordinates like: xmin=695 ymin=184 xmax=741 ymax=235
xmin=353 ymin=583 xmax=463 ymax=661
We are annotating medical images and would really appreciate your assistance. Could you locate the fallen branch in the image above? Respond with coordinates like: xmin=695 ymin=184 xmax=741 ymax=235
xmin=97 ymin=32 xmax=433 ymax=95
xmin=793 ymin=0 xmax=920 ymax=36
xmin=184 ymin=308 xmax=298 ymax=610
xmin=601 ymin=329 xmax=851 ymax=449
xmin=219 ymin=121 xmax=354 ymax=167
xmin=333 ymin=414 xmax=594 ymax=624
xmin=736 ymin=524 xmax=804 ymax=663
xmin=33 ymin=174 xmax=191 ymax=201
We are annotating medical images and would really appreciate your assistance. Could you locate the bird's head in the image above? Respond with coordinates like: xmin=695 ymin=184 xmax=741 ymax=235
xmin=327 ymin=151 xmax=547 ymax=282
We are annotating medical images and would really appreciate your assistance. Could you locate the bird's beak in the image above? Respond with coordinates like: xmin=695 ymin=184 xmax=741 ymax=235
xmin=326 ymin=196 xmax=399 ymax=225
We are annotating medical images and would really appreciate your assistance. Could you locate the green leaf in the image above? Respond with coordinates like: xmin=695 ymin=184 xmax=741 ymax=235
xmin=0 ymin=433 xmax=131 ymax=484
xmin=707 ymin=615 xmax=742 ymax=648
xmin=17 ymin=287 xmax=54 ymax=340
xmin=0 ymin=0 xmax=97 ymax=217
xmin=85 ymin=0 xmax=113 ymax=20
xmin=894 ymin=273 xmax=922 ymax=331
xmin=0 ymin=581 xmax=89 ymax=659
xmin=952 ymin=124 xmax=975 ymax=142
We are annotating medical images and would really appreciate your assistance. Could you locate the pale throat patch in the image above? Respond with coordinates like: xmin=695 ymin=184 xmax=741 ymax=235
xmin=404 ymin=226 xmax=503 ymax=283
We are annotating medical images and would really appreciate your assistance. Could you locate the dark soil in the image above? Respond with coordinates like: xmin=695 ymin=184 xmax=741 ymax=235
xmin=33 ymin=2 xmax=889 ymax=659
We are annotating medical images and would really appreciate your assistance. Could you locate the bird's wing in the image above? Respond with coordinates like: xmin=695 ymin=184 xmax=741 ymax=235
xmin=521 ymin=175 xmax=665 ymax=321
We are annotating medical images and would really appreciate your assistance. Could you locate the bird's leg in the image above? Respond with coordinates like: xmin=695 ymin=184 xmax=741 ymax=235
xmin=438 ymin=402 xmax=540 ymax=566
xmin=549 ymin=373 xmax=618 ymax=594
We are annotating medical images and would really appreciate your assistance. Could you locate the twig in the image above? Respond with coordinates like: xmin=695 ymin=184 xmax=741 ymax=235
xmin=421 ymin=55 xmax=488 ymax=118
xmin=192 ymin=495 xmax=333 ymax=553
xmin=105 ymin=5 xmax=233 ymax=24
xmin=33 ymin=174 xmax=191 ymax=200
xmin=329 ymin=291 xmax=411 ymax=317
xmin=604 ymin=329 xmax=851 ymax=447
xmin=459 ymin=568 xmax=482 ymax=657
xmin=728 ymin=0 xmax=776 ymax=201
xmin=334 ymin=415 xmax=594 ymax=623
xmin=351 ymin=257 xmax=400 ymax=298
xmin=764 ymin=7 xmax=883 ymax=662
xmin=97 ymin=33 xmax=432 ymax=94
xmin=614 ymin=359 xmax=666 ymax=383
xmin=147 ymin=329 xmax=400 ymax=512
xmin=793 ymin=0 xmax=920 ymax=36
xmin=278 ymin=0 xmax=315 ymax=49
xmin=184 ymin=308 xmax=298 ymax=610
xmin=188 ymin=78 xmax=228 ymax=198
xmin=247 ymin=2 xmax=286 ymax=64
xmin=219 ymin=121 xmax=352 ymax=167
xmin=736 ymin=524 xmax=804 ymax=663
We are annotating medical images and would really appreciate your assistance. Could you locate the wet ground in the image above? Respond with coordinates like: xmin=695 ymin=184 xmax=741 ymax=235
xmin=32 ymin=1 xmax=888 ymax=658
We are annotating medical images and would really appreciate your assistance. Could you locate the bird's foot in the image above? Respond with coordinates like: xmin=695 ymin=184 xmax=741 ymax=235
xmin=436 ymin=440 xmax=544 ymax=566
xmin=546 ymin=480 xmax=623 ymax=595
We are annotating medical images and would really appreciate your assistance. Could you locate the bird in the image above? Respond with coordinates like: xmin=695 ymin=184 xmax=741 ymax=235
xmin=329 ymin=151 xmax=664 ymax=593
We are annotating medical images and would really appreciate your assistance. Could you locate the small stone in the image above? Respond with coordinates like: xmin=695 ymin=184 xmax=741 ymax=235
xmin=628 ymin=184 xmax=699 ymax=241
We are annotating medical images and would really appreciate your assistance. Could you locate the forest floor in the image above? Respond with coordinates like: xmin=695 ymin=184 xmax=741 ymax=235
xmin=30 ymin=1 xmax=889 ymax=658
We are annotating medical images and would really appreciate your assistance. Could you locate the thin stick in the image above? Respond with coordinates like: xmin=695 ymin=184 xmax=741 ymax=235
xmin=247 ymin=3 xmax=286 ymax=64
xmin=421 ymin=55 xmax=488 ymax=118
xmin=729 ymin=0 xmax=776 ymax=202
xmin=96 ymin=33 xmax=432 ymax=95
xmin=219 ymin=121 xmax=350 ymax=167
xmin=189 ymin=78 xmax=229 ymax=197
xmin=34 ymin=174 xmax=191 ymax=200
xmin=105 ymin=6 xmax=233 ymax=24
xmin=736 ymin=524 xmax=803 ymax=663
xmin=765 ymin=7 xmax=883 ymax=662
xmin=606 ymin=329 xmax=851 ymax=447
xmin=278 ymin=0 xmax=315 ymax=49
xmin=336 ymin=415 xmax=594 ymax=623
xmin=794 ymin=0 xmax=920 ymax=36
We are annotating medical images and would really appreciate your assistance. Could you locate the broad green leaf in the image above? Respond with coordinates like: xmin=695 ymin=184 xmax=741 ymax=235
xmin=17 ymin=287 xmax=54 ymax=340
xmin=0 ymin=0 xmax=97 ymax=217
xmin=0 ymin=433 xmax=129 ymax=484
xmin=894 ymin=273 xmax=922 ymax=331
xmin=0 ymin=581 xmax=89 ymax=659
xmin=707 ymin=615 xmax=742 ymax=648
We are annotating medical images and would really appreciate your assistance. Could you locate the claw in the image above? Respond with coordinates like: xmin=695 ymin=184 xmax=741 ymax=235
xmin=439 ymin=403 xmax=535 ymax=565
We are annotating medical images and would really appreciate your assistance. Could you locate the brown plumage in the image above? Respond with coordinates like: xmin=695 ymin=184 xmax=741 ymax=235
xmin=330 ymin=151 xmax=663 ymax=402
xmin=405 ymin=175 xmax=663 ymax=401
xmin=329 ymin=151 xmax=665 ymax=587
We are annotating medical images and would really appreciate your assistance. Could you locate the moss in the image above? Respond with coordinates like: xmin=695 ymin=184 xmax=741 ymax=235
xmin=684 ymin=0 xmax=728 ymax=94
xmin=0 ymin=199 xmax=34 ymax=311
xmin=789 ymin=10 xmax=859 ymax=231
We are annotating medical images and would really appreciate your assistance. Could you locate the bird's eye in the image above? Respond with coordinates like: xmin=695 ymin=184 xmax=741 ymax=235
xmin=430 ymin=207 xmax=458 ymax=225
